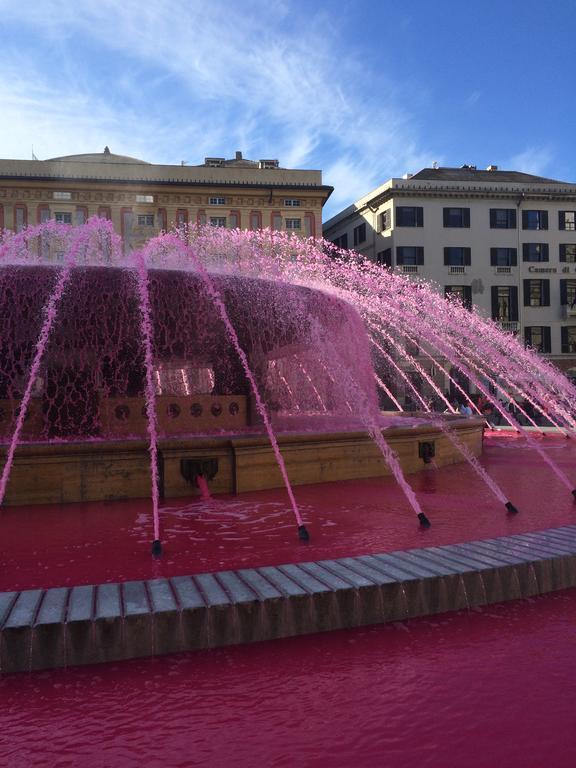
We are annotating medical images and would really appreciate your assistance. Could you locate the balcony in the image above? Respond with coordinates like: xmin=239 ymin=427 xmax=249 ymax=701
xmin=401 ymin=265 xmax=419 ymax=274
xmin=449 ymin=266 xmax=466 ymax=274
xmin=497 ymin=321 xmax=520 ymax=334
xmin=562 ymin=304 xmax=576 ymax=320
xmin=495 ymin=266 xmax=512 ymax=274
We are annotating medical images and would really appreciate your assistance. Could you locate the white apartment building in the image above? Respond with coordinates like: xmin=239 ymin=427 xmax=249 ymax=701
xmin=323 ymin=165 xmax=576 ymax=378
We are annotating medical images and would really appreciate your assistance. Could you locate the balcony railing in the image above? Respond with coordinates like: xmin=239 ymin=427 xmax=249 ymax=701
xmin=495 ymin=266 xmax=512 ymax=274
xmin=449 ymin=266 xmax=466 ymax=274
xmin=497 ymin=321 xmax=520 ymax=334
xmin=401 ymin=265 xmax=419 ymax=273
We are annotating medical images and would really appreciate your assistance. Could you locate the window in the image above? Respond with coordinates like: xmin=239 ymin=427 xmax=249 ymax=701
xmin=304 ymin=213 xmax=315 ymax=237
xmin=443 ymin=207 xmax=470 ymax=227
xmin=561 ymin=326 xmax=576 ymax=353
xmin=445 ymin=285 xmax=472 ymax=309
xmin=230 ymin=211 xmax=241 ymax=229
xmin=522 ymin=210 xmax=548 ymax=230
xmin=443 ymin=247 xmax=471 ymax=266
xmin=524 ymin=326 xmax=551 ymax=353
xmin=14 ymin=204 xmax=27 ymax=232
xmin=376 ymin=249 xmax=391 ymax=267
xmin=53 ymin=191 xmax=72 ymax=200
xmin=285 ymin=218 xmax=300 ymax=230
xmin=55 ymin=212 xmax=72 ymax=224
xmin=271 ymin=213 xmax=282 ymax=231
xmin=490 ymin=209 xmax=516 ymax=228
xmin=98 ymin=206 xmax=111 ymax=220
xmin=523 ymin=279 xmax=550 ymax=307
xmin=209 ymin=197 xmax=226 ymax=205
xmin=396 ymin=246 xmax=424 ymax=265
xmin=75 ymin=207 xmax=87 ymax=225
xmin=284 ymin=199 xmax=301 ymax=207
xmin=353 ymin=222 xmax=366 ymax=245
xmin=136 ymin=195 xmax=154 ymax=203
xmin=560 ymin=279 xmax=576 ymax=307
xmin=396 ymin=206 xmax=423 ymax=227
xmin=522 ymin=243 xmax=549 ymax=262
xmin=209 ymin=217 xmax=227 ymax=227
xmin=380 ymin=209 xmax=391 ymax=231
xmin=560 ymin=244 xmax=576 ymax=263
xmin=491 ymin=286 xmax=519 ymax=321
xmin=137 ymin=214 xmax=154 ymax=226
xmin=559 ymin=211 xmax=576 ymax=231
xmin=490 ymin=248 xmax=517 ymax=267
xmin=332 ymin=233 xmax=348 ymax=249
xmin=176 ymin=209 xmax=188 ymax=226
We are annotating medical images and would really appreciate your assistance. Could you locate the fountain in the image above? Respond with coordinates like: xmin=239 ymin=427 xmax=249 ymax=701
xmin=1 ymin=217 xmax=575 ymax=673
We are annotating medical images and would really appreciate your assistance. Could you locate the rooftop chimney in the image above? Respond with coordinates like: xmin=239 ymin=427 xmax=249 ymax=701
xmin=486 ymin=164 xmax=498 ymax=171
xmin=235 ymin=151 xmax=243 ymax=160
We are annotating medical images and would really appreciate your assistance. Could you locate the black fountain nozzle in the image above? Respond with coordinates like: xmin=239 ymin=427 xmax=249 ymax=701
xmin=418 ymin=512 xmax=431 ymax=528
xmin=505 ymin=501 xmax=519 ymax=515
xmin=151 ymin=539 xmax=162 ymax=558
xmin=298 ymin=524 xmax=310 ymax=542
xmin=572 ymin=489 xmax=576 ymax=502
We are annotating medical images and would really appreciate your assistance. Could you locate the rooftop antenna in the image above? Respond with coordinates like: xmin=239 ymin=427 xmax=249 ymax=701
xmin=432 ymin=160 xmax=438 ymax=169
xmin=32 ymin=146 xmax=39 ymax=161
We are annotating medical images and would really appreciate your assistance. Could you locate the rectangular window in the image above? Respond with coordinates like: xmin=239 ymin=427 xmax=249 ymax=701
xmin=522 ymin=243 xmax=549 ymax=262
xmin=332 ymin=233 xmax=348 ymax=249
xmin=559 ymin=211 xmax=576 ymax=231
xmin=396 ymin=206 xmax=423 ymax=227
xmin=560 ymin=279 xmax=576 ymax=306
xmin=561 ymin=326 xmax=576 ymax=353
xmin=136 ymin=195 xmax=154 ymax=204
xmin=522 ymin=210 xmax=548 ymax=230
xmin=75 ymin=207 xmax=87 ymax=226
xmin=491 ymin=286 xmax=519 ymax=321
xmin=376 ymin=249 xmax=392 ymax=267
xmin=53 ymin=191 xmax=72 ymax=200
xmin=55 ymin=212 xmax=72 ymax=224
xmin=443 ymin=207 xmax=470 ymax=228
xmin=380 ymin=209 xmax=391 ymax=231
xmin=209 ymin=197 xmax=226 ymax=205
xmin=523 ymin=279 xmax=550 ymax=307
xmin=443 ymin=247 xmax=471 ymax=266
xmin=396 ymin=246 xmax=424 ymax=266
xmin=14 ymin=204 xmax=27 ymax=233
xmin=560 ymin=244 xmax=576 ymax=263
xmin=137 ymin=214 xmax=155 ymax=226
xmin=353 ymin=222 xmax=366 ymax=245
xmin=524 ymin=326 xmax=551 ymax=353
xmin=209 ymin=217 xmax=227 ymax=227
xmin=285 ymin=218 xmax=300 ymax=230
xmin=230 ymin=211 xmax=241 ymax=229
xmin=284 ymin=199 xmax=301 ymax=207
xmin=490 ymin=209 xmax=517 ymax=229
xmin=490 ymin=247 xmax=517 ymax=267
xmin=444 ymin=285 xmax=472 ymax=310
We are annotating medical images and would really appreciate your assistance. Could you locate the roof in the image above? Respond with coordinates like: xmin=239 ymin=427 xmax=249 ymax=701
xmin=409 ymin=167 xmax=570 ymax=185
xmin=46 ymin=148 xmax=150 ymax=165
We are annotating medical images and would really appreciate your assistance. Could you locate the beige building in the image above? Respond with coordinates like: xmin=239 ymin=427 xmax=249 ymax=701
xmin=0 ymin=148 xmax=332 ymax=251
xmin=323 ymin=165 xmax=576 ymax=377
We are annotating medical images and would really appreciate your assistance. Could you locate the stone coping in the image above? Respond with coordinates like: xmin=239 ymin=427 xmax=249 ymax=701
xmin=2 ymin=525 xmax=576 ymax=674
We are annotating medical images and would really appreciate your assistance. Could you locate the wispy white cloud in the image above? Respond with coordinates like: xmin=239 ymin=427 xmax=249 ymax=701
xmin=0 ymin=0 xmax=437 ymax=216
xmin=504 ymin=145 xmax=555 ymax=177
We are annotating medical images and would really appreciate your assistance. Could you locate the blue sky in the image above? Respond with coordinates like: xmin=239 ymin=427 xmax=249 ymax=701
xmin=0 ymin=0 xmax=574 ymax=218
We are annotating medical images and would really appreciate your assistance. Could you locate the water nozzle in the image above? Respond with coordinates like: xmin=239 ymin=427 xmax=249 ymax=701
xmin=298 ymin=524 xmax=310 ymax=542
xmin=151 ymin=539 xmax=162 ymax=558
xmin=505 ymin=501 xmax=519 ymax=515
xmin=418 ymin=512 xmax=431 ymax=528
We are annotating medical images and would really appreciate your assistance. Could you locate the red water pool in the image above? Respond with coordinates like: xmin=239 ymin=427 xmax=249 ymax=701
xmin=2 ymin=589 xmax=576 ymax=767
xmin=2 ymin=434 xmax=576 ymax=592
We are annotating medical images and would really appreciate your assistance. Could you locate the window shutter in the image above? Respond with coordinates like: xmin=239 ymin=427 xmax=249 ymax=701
xmin=416 ymin=247 xmax=424 ymax=265
xmin=541 ymin=211 xmax=549 ymax=230
xmin=559 ymin=211 xmax=565 ymax=230
xmin=523 ymin=280 xmax=531 ymax=307
xmin=543 ymin=326 xmax=551 ymax=353
xmin=463 ymin=209 xmax=470 ymax=227
xmin=444 ymin=247 xmax=450 ymax=265
xmin=560 ymin=244 xmax=566 ymax=262
xmin=522 ymin=211 xmax=528 ymax=228
xmin=491 ymin=286 xmax=499 ymax=319
xmin=524 ymin=327 xmax=531 ymax=345
xmin=416 ymin=208 xmax=423 ymax=227
xmin=510 ymin=248 xmax=517 ymax=267
xmin=560 ymin=280 xmax=568 ymax=305
xmin=443 ymin=209 xmax=450 ymax=227
xmin=522 ymin=243 xmax=529 ymax=261
xmin=490 ymin=210 xmax=496 ymax=227
xmin=542 ymin=244 xmax=549 ymax=261
xmin=542 ymin=280 xmax=550 ymax=306
xmin=561 ymin=326 xmax=568 ymax=352
xmin=464 ymin=247 xmax=471 ymax=266
xmin=510 ymin=209 xmax=517 ymax=228
xmin=396 ymin=247 xmax=404 ymax=265
xmin=490 ymin=248 xmax=497 ymax=266
xmin=464 ymin=286 xmax=472 ymax=309
xmin=510 ymin=287 xmax=519 ymax=321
